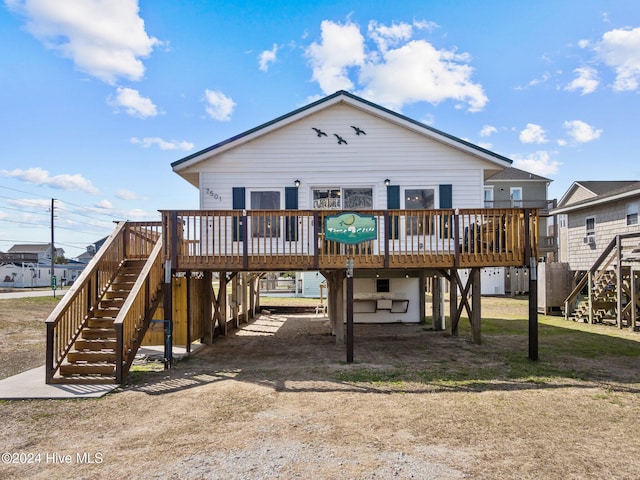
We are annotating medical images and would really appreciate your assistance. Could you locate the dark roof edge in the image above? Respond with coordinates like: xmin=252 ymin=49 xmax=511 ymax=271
xmin=172 ymin=90 xmax=513 ymax=169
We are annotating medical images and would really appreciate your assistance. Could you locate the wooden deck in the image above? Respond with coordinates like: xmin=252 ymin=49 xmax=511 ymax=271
xmin=161 ymin=208 xmax=538 ymax=271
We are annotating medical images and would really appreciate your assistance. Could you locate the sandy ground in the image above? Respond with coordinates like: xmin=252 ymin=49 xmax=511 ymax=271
xmin=1 ymin=298 xmax=640 ymax=479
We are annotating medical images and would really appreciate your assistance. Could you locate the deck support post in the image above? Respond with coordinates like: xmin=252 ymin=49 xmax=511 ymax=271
xmin=632 ymin=269 xmax=638 ymax=330
xmin=323 ymin=270 xmax=344 ymax=344
xmin=470 ymin=267 xmax=481 ymax=345
xmin=186 ymin=271 xmax=192 ymax=353
xmin=203 ymin=271 xmax=214 ymax=345
xmin=528 ymin=257 xmax=538 ymax=361
xmin=449 ymin=269 xmax=458 ymax=336
xmin=249 ymin=274 xmax=256 ymax=319
xmin=525 ymin=208 xmax=538 ymax=361
xmin=616 ymin=235 xmax=623 ymax=329
xmin=232 ymin=273 xmax=240 ymax=329
xmin=431 ymin=272 xmax=445 ymax=331
xmin=219 ymin=272 xmax=228 ymax=336
xmin=346 ymin=258 xmax=354 ymax=363
xmin=163 ymin=260 xmax=173 ymax=369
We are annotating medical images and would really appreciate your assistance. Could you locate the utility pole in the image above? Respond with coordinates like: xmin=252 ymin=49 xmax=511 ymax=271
xmin=51 ymin=198 xmax=56 ymax=298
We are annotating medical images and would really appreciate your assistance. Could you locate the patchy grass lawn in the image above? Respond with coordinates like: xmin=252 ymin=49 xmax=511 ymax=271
xmin=1 ymin=294 xmax=639 ymax=479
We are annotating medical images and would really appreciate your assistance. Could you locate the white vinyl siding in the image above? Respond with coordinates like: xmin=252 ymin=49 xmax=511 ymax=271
xmin=198 ymin=104 xmax=488 ymax=211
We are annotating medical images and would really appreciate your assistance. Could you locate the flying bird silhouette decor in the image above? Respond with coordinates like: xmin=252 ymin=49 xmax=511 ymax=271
xmin=334 ymin=134 xmax=348 ymax=145
xmin=312 ymin=127 xmax=327 ymax=137
xmin=350 ymin=125 xmax=366 ymax=135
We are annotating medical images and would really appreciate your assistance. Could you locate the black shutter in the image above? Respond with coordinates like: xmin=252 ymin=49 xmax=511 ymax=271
xmin=232 ymin=187 xmax=245 ymax=242
xmin=285 ymin=186 xmax=298 ymax=241
xmin=387 ymin=185 xmax=400 ymax=240
xmin=439 ymin=184 xmax=452 ymax=238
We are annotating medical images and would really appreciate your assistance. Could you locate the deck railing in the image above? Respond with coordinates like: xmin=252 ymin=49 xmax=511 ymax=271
xmin=45 ymin=221 xmax=162 ymax=383
xmin=161 ymin=208 xmax=538 ymax=271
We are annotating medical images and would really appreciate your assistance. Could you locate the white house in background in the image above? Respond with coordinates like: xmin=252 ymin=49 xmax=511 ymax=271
xmin=7 ymin=243 xmax=64 ymax=263
xmin=171 ymin=90 xmax=516 ymax=323
xmin=1 ymin=243 xmax=84 ymax=289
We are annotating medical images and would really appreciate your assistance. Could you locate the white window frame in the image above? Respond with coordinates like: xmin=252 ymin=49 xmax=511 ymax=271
xmin=585 ymin=216 xmax=596 ymax=236
xmin=510 ymin=187 xmax=523 ymax=208
xmin=484 ymin=186 xmax=494 ymax=208
xmin=250 ymin=190 xmax=281 ymax=238
xmin=626 ymin=202 xmax=639 ymax=226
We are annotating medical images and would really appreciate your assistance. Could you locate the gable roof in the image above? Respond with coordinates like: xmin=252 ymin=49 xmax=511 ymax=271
xmin=8 ymin=244 xmax=51 ymax=254
xmin=553 ymin=180 xmax=640 ymax=214
xmin=172 ymin=90 xmax=513 ymax=176
xmin=485 ymin=166 xmax=551 ymax=183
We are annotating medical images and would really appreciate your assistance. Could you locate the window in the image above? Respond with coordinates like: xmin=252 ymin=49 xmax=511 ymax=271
xmin=627 ymin=202 xmax=639 ymax=226
xmin=251 ymin=191 xmax=280 ymax=237
xmin=313 ymin=188 xmax=341 ymax=209
xmin=484 ymin=187 xmax=494 ymax=208
xmin=312 ymin=187 xmax=373 ymax=210
xmin=585 ymin=216 xmax=595 ymax=236
xmin=405 ymin=188 xmax=435 ymax=235
xmin=510 ymin=187 xmax=523 ymax=207
xmin=343 ymin=188 xmax=373 ymax=209
xmin=376 ymin=278 xmax=390 ymax=293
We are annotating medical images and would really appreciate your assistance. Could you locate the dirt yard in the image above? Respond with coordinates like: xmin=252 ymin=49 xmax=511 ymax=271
xmin=1 ymin=295 xmax=640 ymax=479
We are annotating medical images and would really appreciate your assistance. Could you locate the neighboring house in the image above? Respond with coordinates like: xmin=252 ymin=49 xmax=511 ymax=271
xmin=171 ymin=90 xmax=517 ymax=323
xmin=1 ymin=244 xmax=84 ymax=288
xmin=7 ymin=244 xmax=64 ymax=264
xmin=552 ymin=181 xmax=640 ymax=327
xmin=485 ymin=167 xmax=556 ymax=261
xmin=553 ymin=181 xmax=640 ymax=271
xmin=484 ymin=167 xmax=556 ymax=296
xmin=76 ymin=237 xmax=108 ymax=264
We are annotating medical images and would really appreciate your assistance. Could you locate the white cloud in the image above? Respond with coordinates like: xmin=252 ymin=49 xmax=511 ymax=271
xmin=562 ymin=120 xmax=602 ymax=143
xmin=259 ymin=44 xmax=278 ymax=71
xmin=565 ymin=66 xmax=599 ymax=95
xmin=130 ymin=136 xmax=194 ymax=151
xmin=594 ymin=26 xmax=640 ymax=91
xmin=95 ymin=199 xmax=112 ymax=209
xmin=519 ymin=123 xmax=548 ymax=144
xmin=480 ymin=125 xmax=497 ymax=137
xmin=203 ymin=89 xmax=236 ymax=121
xmin=6 ymin=0 xmax=160 ymax=85
xmin=1 ymin=167 xmax=98 ymax=194
xmin=368 ymin=20 xmax=414 ymax=52
xmin=512 ymin=151 xmax=560 ymax=176
xmin=108 ymin=87 xmax=158 ymax=118
xmin=305 ymin=20 xmax=366 ymax=93
xmin=305 ymin=19 xmax=487 ymax=112
xmin=116 ymin=189 xmax=140 ymax=201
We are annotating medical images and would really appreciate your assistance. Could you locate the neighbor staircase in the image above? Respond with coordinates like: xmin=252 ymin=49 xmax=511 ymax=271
xmin=564 ymin=233 xmax=640 ymax=330
xmin=46 ymin=222 xmax=164 ymax=385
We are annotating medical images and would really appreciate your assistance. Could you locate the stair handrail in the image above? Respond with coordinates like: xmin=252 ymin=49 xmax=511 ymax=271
xmin=563 ymin=232 xmax=640 ymax=319
xmin=45 ymin=221 xmax=128 ymax=383
xmin=113 ymin=236 xmax=164 ymax=384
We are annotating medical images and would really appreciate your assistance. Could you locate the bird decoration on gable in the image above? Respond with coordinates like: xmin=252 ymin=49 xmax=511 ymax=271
xmin=334 ymin=134 xmax=348 ymax=145
xmin=312 ymin=127 xmax=327 ymax=137
xmin=351 ymin=125 xmax=366 ymax=135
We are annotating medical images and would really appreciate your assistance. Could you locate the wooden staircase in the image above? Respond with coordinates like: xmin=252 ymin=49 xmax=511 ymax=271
xmin=570 ymin=269 xmax=618 ymax=324
xmin=58 ymin=260 xmax=146 ymax=384
xmin=564 ymin=233 xmax=640 ymax=330
xmin=46 ymin=221 xmax=165 ymax=385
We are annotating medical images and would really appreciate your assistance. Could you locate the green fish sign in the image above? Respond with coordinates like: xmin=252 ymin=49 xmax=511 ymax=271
xmin=324 ymin=212 xmax=377 ymax=244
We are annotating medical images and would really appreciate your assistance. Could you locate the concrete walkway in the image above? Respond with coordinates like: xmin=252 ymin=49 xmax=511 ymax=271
xmin=0 ymin=345 xmax=202 ymax=400
xmin=0 ymin=366 xmax=119 ymax=400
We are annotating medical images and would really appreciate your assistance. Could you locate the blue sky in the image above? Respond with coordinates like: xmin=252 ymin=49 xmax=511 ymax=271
xmin=1 ymin=0 xmax=640 ymax=258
